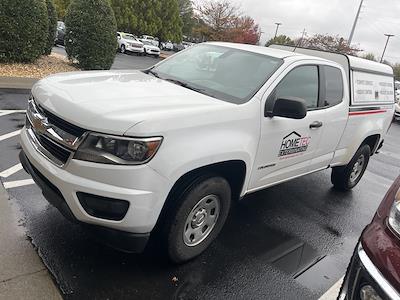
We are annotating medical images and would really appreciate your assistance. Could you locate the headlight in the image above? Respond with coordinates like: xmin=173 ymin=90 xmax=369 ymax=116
xmin=74 ymin=133 xmax=162 ymax=165
xmin=388 ymin=188 xmax=400 ymax=235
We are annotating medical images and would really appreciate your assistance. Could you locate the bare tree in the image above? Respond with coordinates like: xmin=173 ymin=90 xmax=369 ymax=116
xmin=195 ymin=0 xmax=239 ymax=41
xmin=193 ymin=0 xmax=260 ymax=44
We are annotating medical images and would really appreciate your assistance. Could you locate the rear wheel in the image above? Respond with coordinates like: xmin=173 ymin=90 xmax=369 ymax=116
xmin=163 ymin=176 xmax=231 ymax=263
xmin=331 ymin=144 xmax=371 ymax=191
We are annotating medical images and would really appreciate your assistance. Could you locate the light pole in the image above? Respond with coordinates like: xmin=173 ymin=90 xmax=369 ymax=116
xmin=274 ymin=23 xmax=282 ymax=38
xmin=381 ymin=34 xmax=394 ymax=63
xmin=348 ymin=0 xmax=364 ymax=45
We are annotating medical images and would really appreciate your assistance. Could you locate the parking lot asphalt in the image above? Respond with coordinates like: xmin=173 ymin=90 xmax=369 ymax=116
xmin=1 ymin=86 xmax=399 ymax=299
xmin=52 ymin=46 xmax=164 ymax=70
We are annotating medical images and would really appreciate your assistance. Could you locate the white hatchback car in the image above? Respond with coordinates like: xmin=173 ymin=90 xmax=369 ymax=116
xmin=140 ymin=35 xmax=159 ymax=47
xmin=140 ymin=40 xmax=160 ymax=58
xmin=117 ymin=32 xmax=144 ymax=55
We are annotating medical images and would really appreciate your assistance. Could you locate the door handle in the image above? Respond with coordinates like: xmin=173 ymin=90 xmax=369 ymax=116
xmin=309 ymin=121 xmax=323 ymax=129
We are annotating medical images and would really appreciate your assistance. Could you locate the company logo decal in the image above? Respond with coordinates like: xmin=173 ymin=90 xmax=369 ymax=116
xmin=279 ymin=131 xmax=311 ymax=158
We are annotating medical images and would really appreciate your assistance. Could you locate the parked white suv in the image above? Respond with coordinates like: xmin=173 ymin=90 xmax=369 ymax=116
xmin=117 ymin=32 xmax=144 ymax=55
xmin=20 ymin=42 xmax=395 ymax=263
xmin=395 ymin=90 xmax=400 ymax=121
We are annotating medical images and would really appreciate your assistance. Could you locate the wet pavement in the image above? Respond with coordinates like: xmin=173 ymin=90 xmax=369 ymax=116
xmin=1 ymin=88 xmax=399 ymax=299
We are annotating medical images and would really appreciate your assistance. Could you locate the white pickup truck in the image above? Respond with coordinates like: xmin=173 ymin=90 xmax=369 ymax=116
xmin=20 ymin=42 xmax=395 ymax=262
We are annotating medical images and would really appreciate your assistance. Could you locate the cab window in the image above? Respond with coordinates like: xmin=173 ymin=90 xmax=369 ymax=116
xmin=274 ymin=66 xmax=319 ymax=110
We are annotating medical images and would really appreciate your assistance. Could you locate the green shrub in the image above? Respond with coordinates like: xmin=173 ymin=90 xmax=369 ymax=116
xmin=45 ymin=0 xmax=58 ymax=55
xmin=65 ymin=0 xmax=117 ymax=70
xmin=0 ymin=0 xmax=48 ymax=63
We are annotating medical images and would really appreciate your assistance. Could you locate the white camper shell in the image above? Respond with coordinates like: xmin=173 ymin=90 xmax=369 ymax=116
xmin=270 ymin=45 xmax=395 ymax=107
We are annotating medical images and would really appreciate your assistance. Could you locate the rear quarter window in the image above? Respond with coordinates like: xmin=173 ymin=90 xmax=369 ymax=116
xmin=323 ymin=66 xmax=344 ymax=107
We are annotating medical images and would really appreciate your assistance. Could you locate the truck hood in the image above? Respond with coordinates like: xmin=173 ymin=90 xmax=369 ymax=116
xmin=32 ymin=70 xmax=230 ymax=135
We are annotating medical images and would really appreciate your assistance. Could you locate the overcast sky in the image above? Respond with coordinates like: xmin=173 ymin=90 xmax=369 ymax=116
xmin=196 ymin=0 xmax=400 ymax=63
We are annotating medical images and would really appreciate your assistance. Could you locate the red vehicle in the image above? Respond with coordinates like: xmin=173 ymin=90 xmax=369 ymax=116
xmin=340 ymin=176 xmax=400 ymax=300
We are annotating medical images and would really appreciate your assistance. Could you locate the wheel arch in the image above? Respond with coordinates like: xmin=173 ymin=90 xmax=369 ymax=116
xmin=153 ymin=160 xmax=247 ymax=232
xmin=361 ymin=134 xmax=381 ymax=156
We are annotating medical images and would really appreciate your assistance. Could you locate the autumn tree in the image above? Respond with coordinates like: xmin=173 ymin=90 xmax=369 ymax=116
xmin=229 ymin=16 xmax=260 ymax=44
xmin=301 ymin=34 xmax=361 ymax=55
xmin=194 ymin=0 xmax=260 ymax=44
xmin=265 ymin=35 xmax=295 ymax=47
xmin=195 ymin=0 xmax=239 ymax=41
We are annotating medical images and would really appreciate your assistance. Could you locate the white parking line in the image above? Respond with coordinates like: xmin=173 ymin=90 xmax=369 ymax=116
xmin=319 ymin=276 xmax=344 ymax=300
xmin=0 ymin=130 xmax=21 ymax=142
xmin=0 ymin=110 xmax=26 ymax=117
xmin=3 ymin=179 xmax=35 ymax=189
xmin=0 ymin=163 xmax=23 ymax=178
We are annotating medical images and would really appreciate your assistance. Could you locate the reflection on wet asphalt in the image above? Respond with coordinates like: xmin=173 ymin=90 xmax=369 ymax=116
xmin=1 ymin=89 xmax=399 ymax=299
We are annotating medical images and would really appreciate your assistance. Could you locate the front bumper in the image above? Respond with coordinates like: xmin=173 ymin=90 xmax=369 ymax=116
xmin=339 ymin=243 xmax=400 ymax=300
xmin=19 ymin=150 xmax=150 ymax=252
xmin=146 ymin=49 xmax=160 ymax=55
xmin=20 ymin=126 xmax=171 ymax=234
xmin=126 ymin=45 xmax=144 ymax=53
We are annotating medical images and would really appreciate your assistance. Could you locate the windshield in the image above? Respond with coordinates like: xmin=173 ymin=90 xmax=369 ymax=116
xmin=142 ymin=41 xmax=152 ymax=46
xmin=151 ymin=44 xmax=283 ymax=104
xmin=122 ymin=34 xmax=136 ymax=40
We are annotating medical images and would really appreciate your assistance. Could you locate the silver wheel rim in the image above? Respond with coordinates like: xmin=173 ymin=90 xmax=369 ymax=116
xmin=121 ymin=45 xmax=125 ymax=53
xmin=183 ymin=194 xmax=220 ymax=247
xmin=349 ymin=154 xmax=365 ymax=183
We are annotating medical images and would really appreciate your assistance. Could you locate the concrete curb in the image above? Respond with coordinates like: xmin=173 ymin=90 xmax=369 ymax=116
xmin=0 ymin=181 xmax=62 ymax=300
xmin=0 ymin=77 xmax=38 ymax=90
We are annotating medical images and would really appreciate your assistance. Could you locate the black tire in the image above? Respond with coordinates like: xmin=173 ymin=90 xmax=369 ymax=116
xmin=331 ymin=144 xmax=371 ymax=191
xmin=120 ymin=44 xmax=126 ymax=54
xmin=163 ymin=176 xmax=231 ymax=263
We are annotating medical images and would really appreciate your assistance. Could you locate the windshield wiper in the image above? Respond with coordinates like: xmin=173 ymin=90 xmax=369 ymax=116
xmin=147 ymin=69 xmax=160 ymax=78
xmin=164 ymin=78 xmax=206 ymax=94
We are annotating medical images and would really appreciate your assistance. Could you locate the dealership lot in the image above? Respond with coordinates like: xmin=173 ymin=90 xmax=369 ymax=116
xmin=1 ymin=86 xmax=399 ymax=299
xmin=52 ymin=46 xmax=163 ymax=70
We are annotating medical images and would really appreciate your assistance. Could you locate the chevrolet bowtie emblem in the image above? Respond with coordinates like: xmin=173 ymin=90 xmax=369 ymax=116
xmin=32 ymin=117 xmax=48 ymax=134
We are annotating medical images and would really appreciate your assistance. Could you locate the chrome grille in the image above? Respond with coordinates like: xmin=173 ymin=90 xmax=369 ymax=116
xmin=26 ymin=98 xmax=87 ymax=167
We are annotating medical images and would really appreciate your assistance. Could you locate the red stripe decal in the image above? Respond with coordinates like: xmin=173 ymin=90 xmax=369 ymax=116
xmin=349 ymin=110 xmax=387 ymax=116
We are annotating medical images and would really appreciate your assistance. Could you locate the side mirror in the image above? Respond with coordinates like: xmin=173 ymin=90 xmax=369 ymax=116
xmin=267 ymin=97 xmax=307 ymax=119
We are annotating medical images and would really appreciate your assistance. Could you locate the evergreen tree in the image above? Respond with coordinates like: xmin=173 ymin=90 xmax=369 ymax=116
xmin=45 ymin=0 xmax=58 ymax=55
xmin=178 ymin=0 xmax=194 ymax=37
xmin=156 ymin=0 xmax=182 ymax=42
xmin=54 ymin=0 xmax=70 ymax=19
xmin=111 ymin=0 xmax=137 ymax=33
xmin=0 ymin=0 xmax=48 ymax=63
xmin=135 ymin=0 xmax=162 ymax=36
xmin=65 ymin=0 xmax=117 ymax=70
xmin=265 ymin=35 xmax=295 ymax=47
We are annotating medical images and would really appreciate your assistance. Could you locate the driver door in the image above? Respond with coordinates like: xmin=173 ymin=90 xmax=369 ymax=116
xmin=249 ymin=64 xmax=326 ymax=191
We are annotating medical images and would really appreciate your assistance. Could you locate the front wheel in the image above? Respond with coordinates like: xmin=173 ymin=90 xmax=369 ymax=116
xmin=163 ymin=176 xmax=231 ymax=263
xmin=331 ymin=144 xmax=371 ymax=191
xmin=120 ymin=44 xmax=126 ymax=54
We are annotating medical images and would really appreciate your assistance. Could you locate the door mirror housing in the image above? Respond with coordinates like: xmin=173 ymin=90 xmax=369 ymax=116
xmin=267 ymin=97 xmax=307 ymax=119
